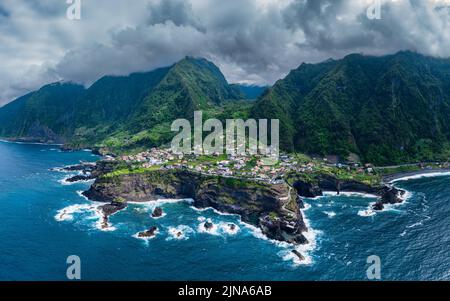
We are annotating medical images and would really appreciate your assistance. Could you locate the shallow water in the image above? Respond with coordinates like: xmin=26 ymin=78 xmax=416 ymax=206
xmin=0 ymin=140 xmax=448 ymax=280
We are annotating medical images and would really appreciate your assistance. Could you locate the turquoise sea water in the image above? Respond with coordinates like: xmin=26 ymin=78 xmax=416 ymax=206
xmin=0 ymin=140 xmax=449 ymax=280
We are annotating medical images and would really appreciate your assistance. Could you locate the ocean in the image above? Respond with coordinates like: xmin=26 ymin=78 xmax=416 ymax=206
xmin=0 ymin=140 xmax=449 ymax=280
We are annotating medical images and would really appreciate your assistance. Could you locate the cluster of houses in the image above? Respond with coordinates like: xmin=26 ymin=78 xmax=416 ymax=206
xmin=120 ymin=148 xmax=181 ymax=168
xmin=116 ymin=147 xmax=382 ymax=183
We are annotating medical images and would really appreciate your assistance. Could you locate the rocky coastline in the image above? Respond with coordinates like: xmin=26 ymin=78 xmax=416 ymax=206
xmin=83 ymin=168 xmax=309 ymax=245
xmin=285 ymin=173 xmax=406 ymax=211
xmin=76 ymin=159 xmax=409 ymax=258
xmin=381 ymin=168 xmax=450 ymax=183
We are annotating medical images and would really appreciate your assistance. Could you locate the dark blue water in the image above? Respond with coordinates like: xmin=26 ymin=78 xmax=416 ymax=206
xmin=0 ymin=140 xmax=449 ymax=280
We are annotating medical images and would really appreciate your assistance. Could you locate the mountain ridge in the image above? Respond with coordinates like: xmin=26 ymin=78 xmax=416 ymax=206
xmin=1 ymin=51 xmax=450 ymax=164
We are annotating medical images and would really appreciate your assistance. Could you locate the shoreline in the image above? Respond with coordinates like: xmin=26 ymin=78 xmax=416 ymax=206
xmin=0 ymin=138 xmax=63 ymax=146
xmin=382 ymin=168 xmax=450 ymax=183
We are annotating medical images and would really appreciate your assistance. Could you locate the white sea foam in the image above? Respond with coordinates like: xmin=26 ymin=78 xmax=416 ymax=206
xmin=76 ymin=190 xmax=89 ymax=201
xmin=239 ymin=210 xmax=321 ymax=266
xmin=279 ymin=228 xmax=320 ymax=266
xmin=133 ymin=229 xmax=160 ymax=241
xmin=58 ymin=176 xmax=94 ymax=185
xmin=190 ymin=206 xmax=240 ymax=217
xmin=195 ymin=217 xmax=240 ymax=236
xmin=58 ymin=175 xmax=75 ymax=185
xmin=133 ymin=207 xmax=147 ymax=214
xmin=219 ymin=222 xmax=240 ymax=235
xmin=94 ymin=215 xmax=116 ymax=232
xmin=323 ymin=211 xmax=336 ymax=218
xmin=197 ymin=218 xmax=220 ymax=236
xmin=390 ymin=171 xmax=450 ymax=183
xmin=357 ymin=208 xmax=376 ymax=217
xmin=151 ymin=212 xmax=167 ymax=219
xmin=54 ymin=203 xmax=98 ymax=222
xmin=398 ymin=190 xmax=413 ymax=202
xmin=302 ymin=203 xmax=311 ymax=211
xmin=323 ymin=191 xmax=379 ymax=198
xmin=55 ymin=199 xmax=117 ymax=231
xmin=240 ymin=221 xmax=277 ymax=243
xmin=129 ymin=198 xmax=193 ymax=208
xmin=0 ymin=139 xmax=62 ymax=146
xmin=166 ymin=225 xmax=194 ymax=241
xmin=407 ymin=221 xmax=423 ymax=229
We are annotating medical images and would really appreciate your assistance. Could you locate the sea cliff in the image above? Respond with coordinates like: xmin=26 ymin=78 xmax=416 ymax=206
xmin=80 ymin=161 xmax=406 ymax=247
xmin=84 ymin=168 xmax=309 ymax=245
xmin=286 ymin=172 xmax=406 ymax=210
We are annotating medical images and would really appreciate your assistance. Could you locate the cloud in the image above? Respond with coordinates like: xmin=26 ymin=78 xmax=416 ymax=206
xmin=2 ymin=0 xmax=450 ymax=106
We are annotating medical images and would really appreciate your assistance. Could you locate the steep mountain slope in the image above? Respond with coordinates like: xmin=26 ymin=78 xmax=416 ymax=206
xmin=69 ymin=68 xmax=171 ymax=147
xmin=0 ymin=57 xmax=243 ymax=150
xmin=101 ymin=57 xmax=243 ymax=151
xmin=2 ymin=52 xmax=450 ymax=164
xmin=127 ymin=57 xmax=242 ymax=131
xmin=230 ymin=84 xmax=268 ymax=100
xmin=252 ymin=51 xmax=450 ymax=164
xmin=0 ymin=83 xmax=85 ymax=143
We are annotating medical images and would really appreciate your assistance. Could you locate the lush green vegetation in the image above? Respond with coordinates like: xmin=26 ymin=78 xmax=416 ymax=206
xmin=251 ymin=51 xmax=450 ymax=165
xmin=2 ymin=52 xmax=450 ymax=165
xmin=102 ymin=165 xmax=162 ymax=178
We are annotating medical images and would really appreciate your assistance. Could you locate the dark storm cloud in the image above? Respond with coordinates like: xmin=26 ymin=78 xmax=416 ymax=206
xmin=0 ymin=5 xmax=9 ymax=18
xmin=2 ymin=0 xmax=450 ymax=106
xmin=147 ymin=0 xmax=204 ymax=30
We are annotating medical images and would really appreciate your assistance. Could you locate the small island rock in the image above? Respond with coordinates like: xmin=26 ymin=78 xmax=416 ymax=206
xmin=152 ymin=207 xmax=164 ymax=218
xmin=138 ymin=226 xmax=158 ymax=238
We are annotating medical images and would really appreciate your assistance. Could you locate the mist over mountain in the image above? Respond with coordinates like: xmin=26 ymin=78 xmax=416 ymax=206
xmin=1 ymin=51 xmax=450 ymax=165
xmin=0 ymin=57 xmax=244 ymax=150
xmin=252 ymin=51 xmax=450 ymax=164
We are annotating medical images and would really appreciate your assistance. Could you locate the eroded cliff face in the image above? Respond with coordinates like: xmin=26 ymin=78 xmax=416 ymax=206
xmin=83 ymin=169 xmax=308 ymax=245
xmin=286 ymin=173 xmax=406 ymax=210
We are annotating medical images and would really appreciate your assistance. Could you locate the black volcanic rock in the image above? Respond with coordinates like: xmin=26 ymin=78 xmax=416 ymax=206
xmin=204 ymin=221 xmax=214 ymax=230
xmin=380 ymin=187 xmax=404 ymax=205
xmin=260 ymin=215 xmax=308 ymax=245
xmin=151 ymin=207 xmax=163 ymax=218
xmin=292 ymin=180 xmax=322 ymax=198
xmin=291 ymin=250 xmax=305 ymax=261
xmin=372 ymin=202 xmax=384 ymax=211
xmin=372 ymin=186 xmax=405 ymax=211
xmin=287 ymin=172 xmax=407 ymax=212
xmin=66 ymin=174 xmax=95 ymax=183
xmin=138 ymin=226 xmax=158 ymax=238
xmin=84 ymin=169 xmax=308 ymax=245
xmin=99 ymin=201 xmax=127 ymax=217
xmin=58 ymin=162 xmax=96 ymax=173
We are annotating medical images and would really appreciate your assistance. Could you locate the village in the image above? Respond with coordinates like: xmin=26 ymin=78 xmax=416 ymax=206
xmin=110 ymin=147 xmax=387 ymax=184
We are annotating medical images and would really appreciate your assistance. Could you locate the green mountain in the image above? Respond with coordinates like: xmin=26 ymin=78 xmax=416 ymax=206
xmin=0 ymin=83 xmax=85 ymax=143
xmin=230 ymin=84 xmax=268 ymax=100
xmin=251 ymin=51 xmax=450 ymax=165
xmin=0 ymin=57 xmax=243 ymax=149
xmin=1 ymin=52 xmax=450 ymax=164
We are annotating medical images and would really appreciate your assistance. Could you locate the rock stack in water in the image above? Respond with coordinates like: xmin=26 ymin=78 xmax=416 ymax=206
xmin=152 ymin=207 xmax=163 ymax=218
xmin=138 ymin=226 xmax=158 ymax=238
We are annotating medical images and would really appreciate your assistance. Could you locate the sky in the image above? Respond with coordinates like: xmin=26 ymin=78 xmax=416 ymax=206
xmin=1 ymin=0 xmax=450 ymax=105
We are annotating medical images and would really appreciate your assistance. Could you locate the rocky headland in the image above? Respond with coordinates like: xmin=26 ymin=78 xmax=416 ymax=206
xmin=285 ymin=172 xmax=406 ymax=211
xmin=83 ymin=168 xmax=309 ymax=245
xmin=80 ymin=160 xmax=407 ymax=258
